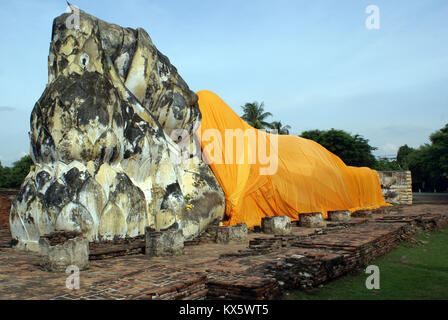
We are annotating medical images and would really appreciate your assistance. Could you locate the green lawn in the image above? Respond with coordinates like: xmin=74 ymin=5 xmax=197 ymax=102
xmin=283 ymin=228 xmax=448 ymax=300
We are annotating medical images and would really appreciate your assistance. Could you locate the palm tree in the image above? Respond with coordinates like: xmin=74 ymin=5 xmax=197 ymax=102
xmin=270 ymin=121 xmax=291 ymax=135
xmin=241 ymin=102 xmax=273 ymax=130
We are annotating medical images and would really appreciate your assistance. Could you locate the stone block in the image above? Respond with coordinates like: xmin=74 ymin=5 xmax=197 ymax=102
xmin=39 ymin=232 xmax=89 ymax=272
xmin=377 ymin=171 xmax=413 ymax=205
xmin=328 ymin=210 xmax=351 ymax=222
xmin=145 ymin=228 xmax=184 ymax=257
xmin=262 ymin=216 xmax=291 ymax=235
xmin=298 ymin=212 xmax=326 ymax=228
xmin=216 ymin=223 xmax=248 ymax=244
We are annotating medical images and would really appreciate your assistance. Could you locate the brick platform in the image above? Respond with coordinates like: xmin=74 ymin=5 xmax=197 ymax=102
xmin=0 ymin=204 xmax=447 ymax=300
xmin=51 ymin=265 xmax=208 ymax=300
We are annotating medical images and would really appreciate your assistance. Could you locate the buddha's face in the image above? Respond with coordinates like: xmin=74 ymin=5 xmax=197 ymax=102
xmin=49 ymin=6 xmax=199 ymax=139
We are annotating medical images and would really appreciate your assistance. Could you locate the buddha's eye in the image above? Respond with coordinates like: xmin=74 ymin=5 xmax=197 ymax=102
xmin=80 ymin=53 xmax=90 ymax=69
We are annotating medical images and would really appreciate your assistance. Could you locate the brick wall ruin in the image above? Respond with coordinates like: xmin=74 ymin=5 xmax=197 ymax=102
xmin=0 ymin=189 xmax=17 ymax=230
xmin=377 ymin=171 xmax=413 ymax=205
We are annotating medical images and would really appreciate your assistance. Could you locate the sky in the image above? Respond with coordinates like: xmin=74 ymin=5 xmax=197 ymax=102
xmin=0 ymin=0 xmax=447 ymax=166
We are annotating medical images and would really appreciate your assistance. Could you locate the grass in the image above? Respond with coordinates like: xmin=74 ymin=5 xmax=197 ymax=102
xmin=414 ymin=192 xmax=448 ymax=195
xmin=283 ymin=228 xmax=448 ymax=300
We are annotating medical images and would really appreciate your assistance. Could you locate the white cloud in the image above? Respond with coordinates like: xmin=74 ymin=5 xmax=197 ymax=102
xmin=0 ymin=106 xmax=15 ymax=112
xmin=378 ymin=143 xmax=398 ymax=157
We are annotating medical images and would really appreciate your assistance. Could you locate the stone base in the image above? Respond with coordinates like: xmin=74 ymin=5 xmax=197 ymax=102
xmin=328 ymin=210 xmax=351 ymax=222
xmin=298 ymin=213 xmax=326 ymax=228
xmin=145 ymin=228 xmax=184 ymax=257
xmin=216 ymin=224 xmax=248 ymax=244
xmin=39 ymin=232 xmax=89 ymax=272
xmin=12 ymin=240 xmax=40 ymax=253
xmin=262 ymin=216 xmax=291 ymax=235
xmin=351 ymin=209 xmax=373 ymax=218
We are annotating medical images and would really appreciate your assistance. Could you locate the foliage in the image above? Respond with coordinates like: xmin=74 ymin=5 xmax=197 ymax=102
xmin=0 ymin=155 xmax=33 ymax=189
xmin=300 ymin=128 xmax=377 ymax=167
xmin=270 ymin=121 xmax=291 ymax=135
xmin=428 ymin=123 xmax=448 ymax=176
xmin=396 ymin=144 xmax=413 ymax=169
xmin=397 ymin=123 xmax=448 ymax=191
xmin=373 ymin=158 xmax=403 ymax=171
xmin=240 ymin=101 xmax=273 ymax=130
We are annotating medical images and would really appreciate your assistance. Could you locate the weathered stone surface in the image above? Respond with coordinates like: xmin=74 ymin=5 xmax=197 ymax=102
xmin=39 ymin=232 xmax=89 ymax=272
xmin=378 ymin=171 xmax=413 ymax=205
xmin=262 ymin=216 xmax=291 ymax=235
xmin=216 ymin=224 xmax=248 ymax=244
xmin=145 ymin=228 xmax=184 ymax=257
xmin=327 ymin=210 xmax=351 ymax=222
xmin=298 ymin=213 xmax=326 ymax=228
xmin=10 ymin=7 xmax=225 ymax=250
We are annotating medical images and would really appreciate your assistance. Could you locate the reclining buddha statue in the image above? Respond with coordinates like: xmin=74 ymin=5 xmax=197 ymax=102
xmin=10 ymin=6 xmax=225 ymax=251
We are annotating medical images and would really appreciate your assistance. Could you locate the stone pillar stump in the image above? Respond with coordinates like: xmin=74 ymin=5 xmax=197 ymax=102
xmin=298 ymin=212 xmax=326 ymax=228
xmin=328 ymin=210 xmax=351 ymax=222
xmin=216 ymin=223 xmax=248 ymax=244
xmin=262 ymin=216 xmax=291 ymax=235
xmin=145 ymin=228 xmax=184 ymax=257
xmin=39 ymin=231 xmax=89 ymax=272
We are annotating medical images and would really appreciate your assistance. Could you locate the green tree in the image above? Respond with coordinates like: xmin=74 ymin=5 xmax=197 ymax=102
xmin=0 ymin=155 xmax=33 ymax=189
xmin=429 ymin=123 xmax=448 ymax=176
xmin=270 ymin=121 xmax=291 ymax=135
xmin=373 ymin=158 xmax=402 ymax=171
xmin=0 ymin=162 xmax=5 ymax=188
xmin=0 ymin=162 xmax=10 ymax=188
xmin=402 ymin=123 xmax=448 ymax=192
xmin=241 ymin=102 xmax=273 ymax=130
xmin=396 ymin=144 xmax=414 ymax=169
xmin=407 ymin=145 xmax=438 ymax=190
xmin=300 ymin=128 xmax=377 ymax=167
